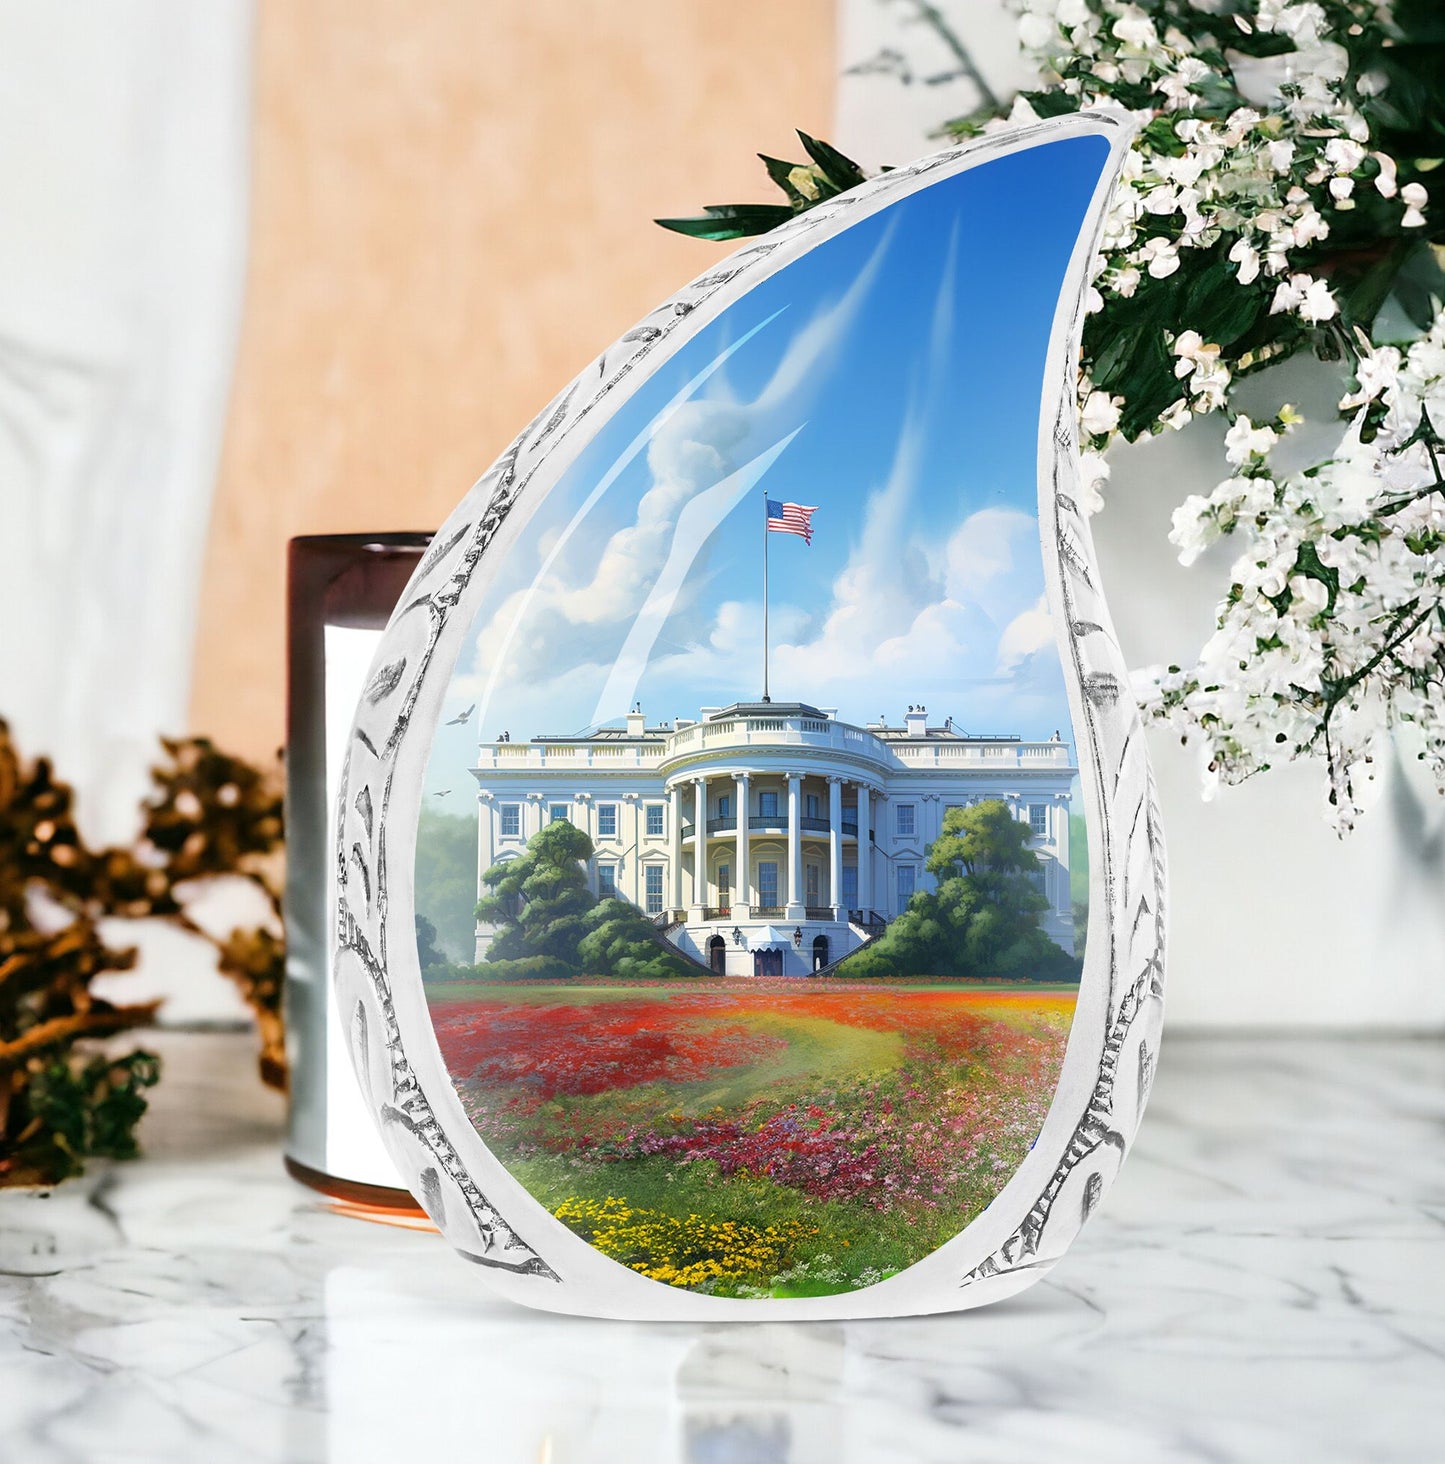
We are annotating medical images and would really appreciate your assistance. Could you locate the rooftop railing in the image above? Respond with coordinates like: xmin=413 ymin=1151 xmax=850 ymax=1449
xmin=474 ymin=715 xmax=1075 ymax=773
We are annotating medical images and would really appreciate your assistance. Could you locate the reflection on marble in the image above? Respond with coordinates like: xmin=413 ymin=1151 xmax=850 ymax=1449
xmin=1 ymin=1030 xmax=1442 ymax=1463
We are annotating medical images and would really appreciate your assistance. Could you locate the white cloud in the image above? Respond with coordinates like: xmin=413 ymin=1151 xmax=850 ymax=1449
xmin=997 ymin=594 xmax=1055 ymax=673
xmin=758 ymin=500 xmax=1053 ymax=724
xmin=591 ymin=427 xmax=802 ymax=722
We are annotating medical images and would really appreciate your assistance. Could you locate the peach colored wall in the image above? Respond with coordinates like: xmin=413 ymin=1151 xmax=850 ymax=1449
xmin=191 ymin=0 xmax=836 ymax=761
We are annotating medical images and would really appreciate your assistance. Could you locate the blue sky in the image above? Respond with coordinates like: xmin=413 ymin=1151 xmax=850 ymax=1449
xmin=423 ymin=135 xmax=1108 ymax=809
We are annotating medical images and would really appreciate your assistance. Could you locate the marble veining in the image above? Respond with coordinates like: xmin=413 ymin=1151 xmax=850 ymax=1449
xmin=1 ymin=1029 xmax=1441 ymax=1462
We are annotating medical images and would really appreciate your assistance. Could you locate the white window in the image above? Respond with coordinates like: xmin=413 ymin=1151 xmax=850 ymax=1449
xmin=499 ymin=804 xmax=520 ymax=838
xmin=596 ymin=803 xmax=617 ymax=838
xmin=897 ymin=864 xmax=917 ymax=907
xmin=1028 ymin=803 xmax=1049 ymax=837
xmin=645 ymin=803 xmax=665 ymax=837
xmin=759 ymin=791 xmax=779 ymax=818
xmin=842 ymin=866 xmax=858 ymax=906
xmin=805 ymin=863 xmax=820 ymax=903
xmin=549 ymin=803 xmax=569 ymax=824
xmin=805 ymin=793 xmax=820 ymax=820
xmin=896 ymin=803 xmax=916 ymax=838
xmin=644 ymin=866 xmax=664 ymax=915
xmin=716 ymin=794 xmax=732 ymax=820
xmin=757 ymin=861 xmax=779 ymax=908
xmin=598 ymin=864 xmax=617 ymax=899
xmin=717 ymin=864 xmax=730 ymax=901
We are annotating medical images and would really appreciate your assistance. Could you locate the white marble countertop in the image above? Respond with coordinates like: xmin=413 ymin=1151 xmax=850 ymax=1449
xmin=2 ymin=1030 xmax=1442 ymax=1464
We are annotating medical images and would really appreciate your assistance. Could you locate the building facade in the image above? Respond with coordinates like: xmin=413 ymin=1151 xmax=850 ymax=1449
xmin=472 ymin=702 xmax=1077 ymax=977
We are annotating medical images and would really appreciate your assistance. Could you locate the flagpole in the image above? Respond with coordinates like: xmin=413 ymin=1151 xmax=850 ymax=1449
xmin=762 ymin=491 xmax=770 ymax=703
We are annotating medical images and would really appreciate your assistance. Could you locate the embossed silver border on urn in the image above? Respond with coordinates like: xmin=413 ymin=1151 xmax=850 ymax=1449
xmin=332 ymin=110 xmax=1166 ymax=1319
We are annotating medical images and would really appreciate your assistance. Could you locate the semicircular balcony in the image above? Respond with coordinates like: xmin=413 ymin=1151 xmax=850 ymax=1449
xmin=657 ymin=702 xmax=892 ymax=782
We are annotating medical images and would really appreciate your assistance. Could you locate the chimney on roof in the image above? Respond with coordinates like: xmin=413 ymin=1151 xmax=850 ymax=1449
xmin=627 ymin=704 xmax=645 ymax=736
xmin=905 ymin=704 xmax=927 ymax=738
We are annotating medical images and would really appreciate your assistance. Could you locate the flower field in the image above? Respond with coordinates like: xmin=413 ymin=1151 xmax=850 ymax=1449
xmin=428 ymin=978 xmax=1077 ymax=1297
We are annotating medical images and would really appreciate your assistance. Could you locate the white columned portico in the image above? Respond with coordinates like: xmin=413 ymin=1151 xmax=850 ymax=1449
xmin=734 ymin=772 xmax=751 ymax=916
xmin=692 ymin=777 xmax=707 ymax=912
xmin=827 ymin=776 xmax=843 ymax=918
xmin=856 ymin=785 xmax=871 ymax=920
xmin=786 ymin=772 xmax=804 ymax=918
xmin=669 ymin=784 xmax=683 ymax=912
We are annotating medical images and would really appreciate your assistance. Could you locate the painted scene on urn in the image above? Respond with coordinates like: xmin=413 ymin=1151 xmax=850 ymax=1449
xmin=414 ymin=134 xmax=1111 ymax=1299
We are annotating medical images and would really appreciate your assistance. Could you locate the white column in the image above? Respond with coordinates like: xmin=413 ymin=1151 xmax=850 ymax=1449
xmin=476 ymin=792 xmax=494 ymax=874
xmin=626 ymin=793 xmax=641 ymax=905
xmin=828 ymin=777 xmax=843 ymax=917
xmin=786 ymin=772 xmax=804 ymax=918
xmin=527 ymin=792 xmax=544 ymax=839
xmin=575 ymin=793 xmax=593 ymax=889
xmin=669 ymin=784 xmax=683 ymax=912
xmin=475 ymin=792 xmax=494 ymax=961
xmin=857 ymin=785 xmax=871 ymax=920
xmin=692 ymin=777 xmax=707 ymax=911
xmin=734 ymin=772 xmax=751 ymax=916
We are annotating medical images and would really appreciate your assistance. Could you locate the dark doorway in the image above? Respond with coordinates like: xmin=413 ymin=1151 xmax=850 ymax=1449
xmin=812 ymin=934 xmax=829 ymax=971
xmin=708 ymin=935 xmax=726 ymax=974
xmin=751 ymin=946 xmax=785 ymax=977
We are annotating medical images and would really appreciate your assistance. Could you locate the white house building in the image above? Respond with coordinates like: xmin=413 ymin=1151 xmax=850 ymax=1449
xmin=472 ymin=702 xmax=1077 ymax=977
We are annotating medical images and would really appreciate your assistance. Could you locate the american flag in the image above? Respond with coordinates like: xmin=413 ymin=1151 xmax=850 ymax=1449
xmin=766 ymin=499 xmax=817 ymax=544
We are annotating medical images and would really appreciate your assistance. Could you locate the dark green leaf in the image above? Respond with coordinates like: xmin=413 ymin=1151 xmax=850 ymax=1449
xmin=1017 ymin=89 xmax=1080 ymax=120
xmin=758 ymin=153 xmax=812 ymax=206
xmin=795 ymin=131 xmax=867 ymax=194
xmin=1342 ymin=244 xmax=1411 ymax=332
xmin=1392 ymin=240 xmax=1445 ymax=333
xmin=1184 ymin=257 xmax=1264 ymax=344
xmin=654 ymin=204 xmax=795 ymax=241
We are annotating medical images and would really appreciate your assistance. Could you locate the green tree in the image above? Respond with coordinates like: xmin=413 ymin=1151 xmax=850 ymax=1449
xmin=842 ymin=800 xmax=1080 ymax=981
xmin=475 ymin=820 xmax=597 ymax=967
xmin=577 ymin=898 xmax=693 ymax=980
xmin=414 ymin=807 xmax=479 ymax=962
xmin=414 ymin=914 xmax=446 ymax=973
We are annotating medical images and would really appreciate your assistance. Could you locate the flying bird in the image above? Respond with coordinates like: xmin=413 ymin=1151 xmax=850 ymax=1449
xmin=446 ymin=705 xmax=475 ymax=726
xmin=433 ymin=789 xmax=451 ymax=797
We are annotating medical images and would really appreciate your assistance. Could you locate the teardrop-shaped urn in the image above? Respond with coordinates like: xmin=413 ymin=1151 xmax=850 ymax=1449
xmin=335 ymin=111 xmax=1166 ymax=1319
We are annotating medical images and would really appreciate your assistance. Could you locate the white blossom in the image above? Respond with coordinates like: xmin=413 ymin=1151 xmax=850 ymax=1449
xmin=1228 ymin=237 xmax=1261 ymax=284
xmin=1140 ymin=236 xmax=1180 ymax=278
xmin=1270 ymin=273 xmax=1337 ymax=323
xmin=1077 ymin=450 xmax=1111 ymax=516
xmin=1323 ymin=137 xmax=1365 ymax=175
xmin=1372 ymin=152 xmax=1398 ymax=198
xmin=1265 ymin=139 xmax=1296 ymax=173
xmin=1173 ymin=330 xmax=1220 ymax=376
xmin=1288 ymin=574 xmax=1330 ymax=618
xmin=1401 ymin=182 xmax=1428 ymax=229
xmin=1225 ymin=415 xmax=1280 ymax=465
xmin=1110 ymin=6 xmax=1156 ymax=48
xmin=1080 ymin=389 xmax=1123 ymax=437
xmin=1338 ymin=346 xmax=1401 ymax=411
xmin=1112 ymin=263 xmax=1142 ymax=297
xmin=1012 ymin=0 xmax=1445 ymax=830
